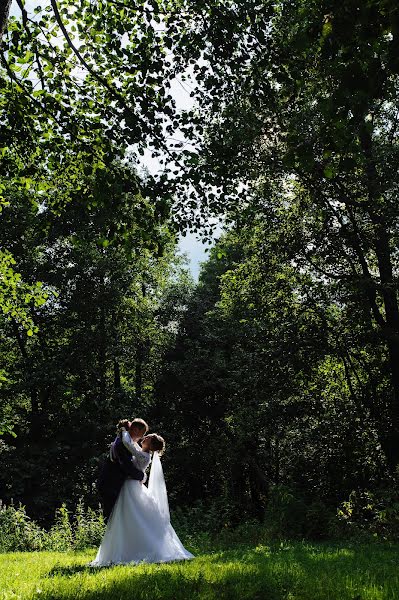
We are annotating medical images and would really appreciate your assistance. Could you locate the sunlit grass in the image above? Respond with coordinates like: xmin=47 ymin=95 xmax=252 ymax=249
xmin=1 ymin=541 xmax=399 ymax=600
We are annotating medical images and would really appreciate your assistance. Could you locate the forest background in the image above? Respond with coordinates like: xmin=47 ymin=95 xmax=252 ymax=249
xmin=1 ymin=0 xmax=399 ymax=544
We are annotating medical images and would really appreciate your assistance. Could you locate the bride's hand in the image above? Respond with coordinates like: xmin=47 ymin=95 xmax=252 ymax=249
xmin=116 ymin=419 xmax=131 ymax=435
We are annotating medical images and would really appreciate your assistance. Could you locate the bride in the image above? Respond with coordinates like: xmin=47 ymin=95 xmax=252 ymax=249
xmin=91 ymin=427 xmax=194 ymax=566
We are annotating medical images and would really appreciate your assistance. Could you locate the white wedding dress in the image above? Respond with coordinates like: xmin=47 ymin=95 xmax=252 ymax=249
xmin=91 ymin=433 xmax=193 ymax=566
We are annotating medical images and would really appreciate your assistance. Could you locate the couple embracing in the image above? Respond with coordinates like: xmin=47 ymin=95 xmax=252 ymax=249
xmin=92 ymin=418 xmax=193 ymax=566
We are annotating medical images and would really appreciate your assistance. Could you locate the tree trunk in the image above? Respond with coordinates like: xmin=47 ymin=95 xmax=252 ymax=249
xmin=360 ymin=124 xmax=399 ymax=469
xmin=135 ymin=282 xmax=146 ymax=404
xmin=230 ymin=459 xmax=248 ymax=519
xmin=10 ymin=319 xmax=41 ymax=439
xmin=374 ymin=228 xmax=399 ymax=467
xmin=98 ymin=304 xmax=107 ymax=404
xmin=248 ymin=461 xmax=269 ymax=521
xmin=0 ymin=0 xmax=12 ymax=39
xmin=114 ymin=359 xmax=121 ymax=390
xmin=135 ymin=343 xmax=143 ymax=404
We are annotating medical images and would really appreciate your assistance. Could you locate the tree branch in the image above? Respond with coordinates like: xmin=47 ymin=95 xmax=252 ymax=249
xmin=0 ymin=0 xmax=12 ymax=39
xmin=15 ymin=0 xmax=27 ymax=28
xmin=49 ymin=0 xmax=144 ymax=131
xmin=11 ymin=318 xmax=28 ymax=359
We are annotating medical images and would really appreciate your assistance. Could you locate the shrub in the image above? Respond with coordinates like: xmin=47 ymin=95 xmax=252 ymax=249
xmin=0 ymin=500 xmax=105 ymax=552
xmin=263 ymin=485 xmax=337 ymax=540
xmin=0 ymin=501 xmax=46 ymax=552
xmin=73 ymin=498 xmax=106 ymax=550
xmin=172 ymin=497 xmax=240 ymax=545
xmin=336 ymin=488 xmax=399 ymax=540
xmin=263 ymin=485 xmax=308 ymax=539
xmin=47 ymin=504 xmax=74 ymax=551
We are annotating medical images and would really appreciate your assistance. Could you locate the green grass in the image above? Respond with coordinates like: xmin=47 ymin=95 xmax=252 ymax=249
xmin=1 ymin=541 xmax=399 ymax=600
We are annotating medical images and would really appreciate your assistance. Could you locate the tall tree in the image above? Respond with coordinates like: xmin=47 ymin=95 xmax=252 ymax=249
xmin=0 ymin=0 xmax=180 ymax=326
xmin=153 ymin=220 xmax=386 ymax=523
xmin=0 ymin=152 xmax=183 ymax=520
xmin=162 ymin=0 xmax=399 ymax=469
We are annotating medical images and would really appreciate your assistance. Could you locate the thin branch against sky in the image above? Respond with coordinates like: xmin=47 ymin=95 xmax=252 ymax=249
xmin=8 ymin=0 xmax=218 ymax=278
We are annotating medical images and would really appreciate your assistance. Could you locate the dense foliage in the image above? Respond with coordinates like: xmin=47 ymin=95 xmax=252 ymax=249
xmin=1 ymin=0 xmax=399 ymax=541
xmin=0 ymin=149 xmax=189 ymax=521
xmin=163 ymin=0 xmax=399 ymax=464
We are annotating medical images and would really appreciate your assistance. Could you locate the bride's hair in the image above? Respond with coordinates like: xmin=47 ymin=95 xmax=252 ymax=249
xmin=146 ymin=433 xmax=165 ymax=456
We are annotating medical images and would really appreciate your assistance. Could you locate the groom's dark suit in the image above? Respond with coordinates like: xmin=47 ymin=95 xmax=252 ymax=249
xmin=97 ymin=434 xmax=144 ymax=520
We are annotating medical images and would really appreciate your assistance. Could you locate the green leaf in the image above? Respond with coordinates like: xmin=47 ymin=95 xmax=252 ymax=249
xmin=323 ymin=165 xmax=335 ymax=179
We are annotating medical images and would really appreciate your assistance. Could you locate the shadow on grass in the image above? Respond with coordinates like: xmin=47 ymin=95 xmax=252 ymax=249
xmin=44 ymin=565 xmax=280 ymax=600
xmin=48 ymin=564 xmax=113 ymax=577
xmin=40 ymin=543 xmax=399 ymax=600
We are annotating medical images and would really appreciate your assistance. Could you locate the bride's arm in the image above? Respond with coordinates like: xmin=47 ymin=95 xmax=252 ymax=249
xmin=120 ymin=428 xmax=138 ymax=455
xmin=121 ymin=429 xmax=151 ymax=471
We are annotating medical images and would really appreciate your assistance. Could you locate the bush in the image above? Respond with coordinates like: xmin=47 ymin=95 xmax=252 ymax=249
xmin=74 ymin=498 xmax=106 ymax=550
xmin=263 ymin=485 xmax=307 ymax=539
xmin=0 ymin=501 xmax=46 ymax=552
xmin=0 ymin=499 xmax=105 ymax=552
xmin=263 ymin=485 xmax=336 ymax=540
xmin=172 ymin=497 xmax=243 ymax=548
xmin=172 ymin=500 xmax=266 ymax=551
xmin=47 ymin=504 xmax=74 ymax=551
xmin=2 ymin=486 xmax=398 ymax=554
xmin=171 ymin=488 xmax=338 ymax=548
xmin=335 ymin=488 xmax=399 ymax=541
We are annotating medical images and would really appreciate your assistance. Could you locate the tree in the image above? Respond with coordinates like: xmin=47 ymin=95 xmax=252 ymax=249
xmin=0 ymin=0 xmax=11 ymax=37
xmin=152 ymin=217 xmax=387 ymax=524
xmin=0 ymin=152 xmax=184 ymax=521
xmin=161 ymin=0 xmax=399 ymax=470
xmin=1 ymin=0 xmax=178 ymax=326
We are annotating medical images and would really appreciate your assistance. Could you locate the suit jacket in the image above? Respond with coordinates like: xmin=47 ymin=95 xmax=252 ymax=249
xmin=97 ymin=433 xmax=144 ymax=519
xmin=111 ymin=434 xmax=145 ymax=479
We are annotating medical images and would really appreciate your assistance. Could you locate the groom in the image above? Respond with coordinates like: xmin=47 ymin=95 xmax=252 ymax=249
xmin=97 ymin=418 xmax=149 ymax=520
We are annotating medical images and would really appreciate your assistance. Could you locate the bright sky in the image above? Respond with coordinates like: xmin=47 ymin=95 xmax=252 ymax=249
xmin=9 ymin=0 xmax=219 ymax=280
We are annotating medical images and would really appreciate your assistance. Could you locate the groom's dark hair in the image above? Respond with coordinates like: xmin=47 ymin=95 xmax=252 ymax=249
xmin=130 ymin=418 xmax=149 ymax=433
xmin=116 ymin=419 xmax=130 ymax=432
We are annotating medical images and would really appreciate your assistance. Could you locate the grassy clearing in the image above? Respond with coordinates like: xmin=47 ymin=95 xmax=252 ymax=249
xmin=1 ymin=541 xmax=399 ymax=600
